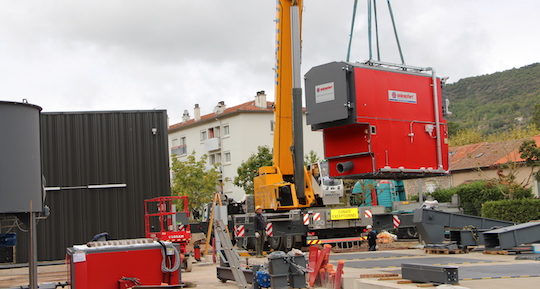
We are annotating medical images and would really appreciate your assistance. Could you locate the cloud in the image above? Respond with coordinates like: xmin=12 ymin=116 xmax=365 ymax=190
xmin=0 ymin=0 xmax=538 ymax=123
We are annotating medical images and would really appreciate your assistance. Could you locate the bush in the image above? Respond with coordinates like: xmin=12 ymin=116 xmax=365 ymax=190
xmin=427 ymin=187 xmax=457 ymax=203
xmin=482 ymin=199 xmax=540 ymax=223
xmin=505 ymin=183 xmax=534 ymax=199
xmin=432 ymin=180 xmax=534 ymax=216
xmin=456 ymin=181 xmax=506 ymax=216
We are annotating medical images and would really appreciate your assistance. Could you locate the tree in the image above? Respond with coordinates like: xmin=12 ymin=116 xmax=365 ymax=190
xmin=448 ymin=128 xmax=483 ymax=146
xmin=486 ymin=124 xmax=540 ymax=143
xmin=171 ymin=152 xmax=220 ymax=212
xmin=447 ymin=121 xmax=462 ymax=137
xmin=304 ymin=150 xmax=320 ymax=165
xmin=233 ymin=146 xmax=273 ymax=195
xmin=519 ymin=139 xmax=540 ymax=183
xmin=532 ymin=104 xmax=540 ymax=129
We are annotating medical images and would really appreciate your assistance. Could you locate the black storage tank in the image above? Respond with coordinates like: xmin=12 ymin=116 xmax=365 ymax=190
xmin=0 ymin=101 xmax=43 ymax=213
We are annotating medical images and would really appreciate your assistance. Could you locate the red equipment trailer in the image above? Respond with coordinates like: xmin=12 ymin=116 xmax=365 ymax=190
xmin=144 ymin=196 xmax=193 ymax=271
xmin=67 ymin=239 xmax=182 ymax=289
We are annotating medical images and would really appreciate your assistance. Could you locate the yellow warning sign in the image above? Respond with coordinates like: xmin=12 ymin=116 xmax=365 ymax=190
xmin=330 ymin=208 xmax=359 ymax=220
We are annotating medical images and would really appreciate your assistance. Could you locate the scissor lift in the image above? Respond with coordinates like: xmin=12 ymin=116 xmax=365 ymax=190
xmin=144 ymin=196 xmax=194 ymax=271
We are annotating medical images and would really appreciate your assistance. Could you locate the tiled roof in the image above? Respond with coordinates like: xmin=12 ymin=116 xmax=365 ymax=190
xmin=169 ymin=100 xmax=273 ymax=132
xmin=449 ymin=135 xmax=540 ymax=171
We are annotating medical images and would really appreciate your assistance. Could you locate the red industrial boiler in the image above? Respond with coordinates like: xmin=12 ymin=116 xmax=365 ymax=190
xmin=67 ymin=239 xmax=181 ymax=289
xmin=305 ymin=61 xmax=449 ymax=179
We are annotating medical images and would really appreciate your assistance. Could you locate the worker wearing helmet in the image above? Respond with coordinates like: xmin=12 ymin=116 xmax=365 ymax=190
xmin=254 ymin=206 xmax=266 ymax=257
xmin=366 ymin=225 xmax=378 ymax=251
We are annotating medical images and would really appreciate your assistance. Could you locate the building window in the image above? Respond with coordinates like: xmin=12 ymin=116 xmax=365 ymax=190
xmin=171 ymin=136 xmax=187 ymax=156
xmin=179 ymin=137 xmax=187 ymax=155
xmin=208 ymin=126 xmax=221 ymax=139
xmin=223 ymin=124 xmax=230 ymax=136
xmin=270 ymin=120 xmax=275 ymax=132
xmin=209 ymin=152 xmax=222 ymax=165
xmin=200 ymin=130 xmax=207 ymax=141
xmin=224 ymin=152 xmax=231 ymax=164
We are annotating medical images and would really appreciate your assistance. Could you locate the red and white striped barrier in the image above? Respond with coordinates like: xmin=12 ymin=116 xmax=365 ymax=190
xmin=265 ymin=223 xmax=273 ymax=237
xmin=364 ymin=209 xmax=373 ymax=218
xmin=313 ymin=212 xmax=321 ymax=221
xmin=303 ymin=214 xmax=310 ymax=225
xmin=235 ymin=225 xmax=245 ymax=237
xmin=393 ymin=215 xmax=401 ymax=228
xmin=178 ymin=224 xmax=185 ymax=231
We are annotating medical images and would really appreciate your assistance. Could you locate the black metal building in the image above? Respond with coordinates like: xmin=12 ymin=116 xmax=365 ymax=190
xmin=12 ymin=110 xmax=171 ymax=262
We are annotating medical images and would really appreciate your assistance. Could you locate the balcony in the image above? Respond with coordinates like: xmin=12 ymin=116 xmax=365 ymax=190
xmin=204 ymin=137 xmax=221 ymax=152
xmin=170 ymin=145 xmax=187 ymax=156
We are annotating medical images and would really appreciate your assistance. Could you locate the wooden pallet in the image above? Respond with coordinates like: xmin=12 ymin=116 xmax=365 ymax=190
xmin=424 ymin=248 xmax=466 ymax=254
xmin=360 ymin=273 xmax=400 ymax=279
xmin=484 ymin=246 xmax=534 ymax=255
xmin=483 ymin=249 xmax=519 ymax=255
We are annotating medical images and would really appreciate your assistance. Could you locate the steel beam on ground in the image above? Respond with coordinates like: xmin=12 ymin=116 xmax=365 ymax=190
xmin=483 ymin=222 xmax=540 ymax=249
xmin=401 ymin=263 xmax=459 ymax=284
xmin=413 ymin=209 xmax=513 ymax=244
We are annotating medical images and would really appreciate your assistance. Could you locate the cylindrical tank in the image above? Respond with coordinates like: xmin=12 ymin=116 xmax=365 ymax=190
xmin=0 ymin=101 xmax=43 ymax=213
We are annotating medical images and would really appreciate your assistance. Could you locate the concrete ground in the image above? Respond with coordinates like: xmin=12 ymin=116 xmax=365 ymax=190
xmin=337 ymin=249 xmax=540 ymax=289
xmin=1 ymin=248 xmax=539 ymax=289
xmin=0 ymin=263 xmax=68 ymax=288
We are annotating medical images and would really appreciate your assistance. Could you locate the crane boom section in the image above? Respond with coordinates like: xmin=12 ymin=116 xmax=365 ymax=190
xmin=272 ymin=0 xmax=302 ymax=174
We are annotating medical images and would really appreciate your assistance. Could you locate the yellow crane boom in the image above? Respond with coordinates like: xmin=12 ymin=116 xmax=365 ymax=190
xmin=253 ymin=0 xmax=316 ymax=211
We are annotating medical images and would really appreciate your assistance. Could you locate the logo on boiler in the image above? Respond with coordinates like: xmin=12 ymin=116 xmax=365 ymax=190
xmin=316 ymin=84 xmax=334 ymax=93
xmin=315 ymin=82 xmax=335 ymax=103
xmin=388 ymin=90 xmax=417 ymax=104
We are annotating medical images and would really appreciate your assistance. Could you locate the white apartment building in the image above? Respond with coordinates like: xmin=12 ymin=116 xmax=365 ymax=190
xmin=168 ymin=91 xmax=324 ymax=201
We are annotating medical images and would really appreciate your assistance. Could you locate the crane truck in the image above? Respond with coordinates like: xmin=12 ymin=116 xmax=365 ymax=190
xmin=232 ymin=0 xmax=449 ymax=251
xmin=232 ymin=0 xmax=384 ymax=251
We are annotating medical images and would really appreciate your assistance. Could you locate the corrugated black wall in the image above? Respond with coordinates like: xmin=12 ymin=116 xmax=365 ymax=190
xmin=14 ymin=110 xmax=170 ymax=262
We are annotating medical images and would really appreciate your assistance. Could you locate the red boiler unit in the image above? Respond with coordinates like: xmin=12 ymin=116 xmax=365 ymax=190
xmin=305 ymin=61 xmax=449 ymax=179
xmin=67 ymin=239 xmax=181 ymax=289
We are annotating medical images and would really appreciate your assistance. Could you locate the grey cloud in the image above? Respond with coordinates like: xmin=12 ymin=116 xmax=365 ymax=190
xmin=0 ymin=0 xmax=538 ymax=124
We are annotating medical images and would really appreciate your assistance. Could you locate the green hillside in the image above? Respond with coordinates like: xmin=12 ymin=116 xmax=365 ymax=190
xmin=445 ymin=63 xmax=540 ymax=135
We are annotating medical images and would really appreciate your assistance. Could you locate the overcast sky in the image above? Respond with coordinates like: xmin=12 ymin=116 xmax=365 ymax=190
xmin=1 ymin=0 xmax=539 ymax=124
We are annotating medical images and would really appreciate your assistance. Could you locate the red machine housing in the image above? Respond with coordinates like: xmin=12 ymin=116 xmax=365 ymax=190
xmin=67 ymin=240 xmax=180 ymax=289
xmin=305 ymin=62 xmax=449 ymax=179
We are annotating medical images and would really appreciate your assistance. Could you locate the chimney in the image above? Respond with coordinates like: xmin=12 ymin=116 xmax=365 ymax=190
xmin=254 ymin=90 xmax=267 ymax=108
xmin=214 ymin=101 xmax=226 ymax=114
xmin=194 ymin=104 xmax=201 ymax=121
xmin=182 ymin=109 xmax=190 ymax=122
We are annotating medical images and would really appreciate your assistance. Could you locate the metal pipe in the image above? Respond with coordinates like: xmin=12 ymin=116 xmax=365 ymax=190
xmin=373 ymin=0 xmax=381 ymax=61
xmin=346 ymin=0 xmax=359 ymax=62
xmin=367 ymin=0 xmax=373 ymax=60
xmin=365 ymin=60 xmax=428 ymax=72
xmin=368 ymin=132 xmax=376 ymax=173
xmin=290 ymin=5 xmax=305 ymax=201
xmin=336 ymin=161 xmax=354 ymax=174
xmin=431 ymin=69 xmax=444 ymax=170
xmin=386 ymin=0 xmax=405 ymax=64
xmin=408 ymin=120 xmax=439 ymax=143
xmin=29 ymin=202 xmax=38 ymax=289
